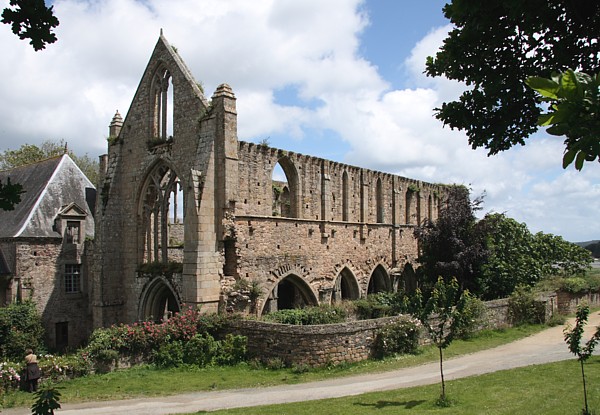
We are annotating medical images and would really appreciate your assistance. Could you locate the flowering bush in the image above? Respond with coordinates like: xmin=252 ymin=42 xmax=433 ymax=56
xmin=373 ymin=318 xmax=421 ymax=358
xmin=0 ymin=361 xmax=21 ymax=392
xmin=83 ymin=308 xmax=241 ymax=369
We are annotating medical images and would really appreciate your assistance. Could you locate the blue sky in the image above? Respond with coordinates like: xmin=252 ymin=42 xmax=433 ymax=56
xmin=0 ymin=0 xmax=598 ymax=242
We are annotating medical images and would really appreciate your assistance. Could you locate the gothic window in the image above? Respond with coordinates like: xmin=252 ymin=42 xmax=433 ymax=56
xmin=140 ymin=164 xmax=183 ymax=264
xmin=151 ymin=66 xmax=174 ymax=140
xmin=271 ymin=157 xmax=299 ymax=218
xmin=342 ymin=171 xmax=349 ymax=222
xmin=405 ymin=190 xmax=413 ymax=225
xmin=65 ymin=264 xmax=81 ymax=293
xmin=376 ymin=177 xmax=384 ymax=223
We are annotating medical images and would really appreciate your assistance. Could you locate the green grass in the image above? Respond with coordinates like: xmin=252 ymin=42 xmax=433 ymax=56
xmin=196 ymin=356 xmax=600 ymax=415
xmin=0 ymin=324 xmax=545 ymax=409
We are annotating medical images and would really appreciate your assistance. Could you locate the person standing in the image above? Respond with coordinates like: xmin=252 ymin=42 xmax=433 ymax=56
xmin=24 ymin=349 xmax=41 ymax=392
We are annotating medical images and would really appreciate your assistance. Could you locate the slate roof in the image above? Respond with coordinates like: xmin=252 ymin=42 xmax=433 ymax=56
xmin=0 ymin=154 xmax=95 ymax=238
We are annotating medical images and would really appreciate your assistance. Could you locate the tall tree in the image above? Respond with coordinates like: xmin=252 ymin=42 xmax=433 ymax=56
xmin=426 ymin=0 xmax=600 ymax=163
xmin=0 ymin=178 xmax=24 ymax=211
xmin=414 ymin=185 xmax=487 ymax=295
xmin=1 ymin=0 xmax=59 ymax=51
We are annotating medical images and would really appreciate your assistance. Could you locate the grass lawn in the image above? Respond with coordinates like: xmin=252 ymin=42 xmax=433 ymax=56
xmin=0 ymin=324 xmax=545 ymax=409
xmin=197 ymin=356 xmax=600 ymax=415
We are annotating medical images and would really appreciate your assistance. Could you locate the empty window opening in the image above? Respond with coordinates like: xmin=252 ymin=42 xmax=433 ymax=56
xmin=271 ymin=158 xmax=299 ymax=218
xmin=367 ymin=265 xmax=390 ymax=295
xmin=151 ymin=67 xmax=174 ymax=140
xmin=262 ymin=275 xmax=317 ymax=314
xmin=65 ymin=221 xmax=81 ymax=244
xmin=342 ymin=171 xmax=349 ymax=221
xmin=376 ymin=177 xmax=384 ymax=223
xmin=141 ymin=164 xmax=184 ymax=264
xmin=332 ymin=268 xmax=359 ymax=302
xmin=223 ymin=239 xmax=238 ymax=277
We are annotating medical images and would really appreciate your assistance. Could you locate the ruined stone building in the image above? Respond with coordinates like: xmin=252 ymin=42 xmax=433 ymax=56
xmin=92 ymin=34 xmax=447 ymax=329
xmin=0 ymin=154 xmax=96 ymax=349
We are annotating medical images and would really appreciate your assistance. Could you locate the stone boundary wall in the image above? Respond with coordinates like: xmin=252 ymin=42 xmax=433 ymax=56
xmin=227 ymin=298 xmax=511 ymax=367
xmin=556 ymin=291 xmax=600 ymax=314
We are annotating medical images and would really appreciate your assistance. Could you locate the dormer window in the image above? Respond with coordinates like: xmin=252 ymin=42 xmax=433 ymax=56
xmin=65 ymin=221 xmax=81 ymax=244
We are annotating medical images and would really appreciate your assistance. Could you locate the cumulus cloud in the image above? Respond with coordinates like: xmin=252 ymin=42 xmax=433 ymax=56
xmin=0 ymin=0 xmax=597 ymax=241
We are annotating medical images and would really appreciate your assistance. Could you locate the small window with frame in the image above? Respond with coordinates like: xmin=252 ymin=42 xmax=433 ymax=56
xmin=64 ymin=264 xmax=81 ymax=293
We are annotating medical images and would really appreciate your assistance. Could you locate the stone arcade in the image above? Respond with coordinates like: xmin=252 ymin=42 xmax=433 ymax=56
xmin=92 ymin=34 xmax=448 ymax=329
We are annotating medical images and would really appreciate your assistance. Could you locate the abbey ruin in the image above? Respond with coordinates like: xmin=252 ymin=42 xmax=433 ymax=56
xmin=91 ymin=34 xmax=447 ymax=329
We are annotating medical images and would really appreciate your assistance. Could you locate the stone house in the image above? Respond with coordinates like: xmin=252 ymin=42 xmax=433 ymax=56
xmin=92 ymin=34 xmax=448 ymax=329
xmin=0 ymin=154 xmax=96 ymax=350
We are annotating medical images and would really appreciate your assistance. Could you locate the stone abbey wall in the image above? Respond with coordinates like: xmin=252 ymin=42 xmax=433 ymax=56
xmin=92 ymin=34 xmax=449 ymax=329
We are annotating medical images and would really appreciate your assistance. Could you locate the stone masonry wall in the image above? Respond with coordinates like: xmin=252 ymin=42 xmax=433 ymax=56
xmin=11 ymin=239 xmax=91 ymax=349
xmin=227 ymin=298 xmax=512 ymax=367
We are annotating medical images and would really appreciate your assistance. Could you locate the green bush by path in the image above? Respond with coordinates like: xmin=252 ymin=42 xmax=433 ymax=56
xmin=373 ymin=319 xmax=420 ymax=358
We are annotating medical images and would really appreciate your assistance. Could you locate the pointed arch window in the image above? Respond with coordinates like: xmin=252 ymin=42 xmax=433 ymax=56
xmin=376 ymin=177 xmax=384 ymax=223
xmin=342 ymin=171 xmax=349 ymax=222
xmin=140 ymin=164 xmax=183 ymax=264
xmin=151 ymin=66 xmax=174 ymax=140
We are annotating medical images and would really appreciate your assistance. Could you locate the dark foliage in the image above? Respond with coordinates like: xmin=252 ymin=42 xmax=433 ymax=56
xmin=426 ymin=0 xmax=600 ymax=158
xmin=414 ymin=185 xmax=488 ymax=295
xmin=0 ymin=177 xmax=24 ymax=211
xmin=0 ymin=301 xmax=45 ymax=360
xmin=2 ymin=0 xmax=59 ymax=51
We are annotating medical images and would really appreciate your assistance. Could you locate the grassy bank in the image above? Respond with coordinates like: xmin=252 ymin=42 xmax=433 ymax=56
xmin=1 ymin=324 xmax=545 ymax=408
xmin=199 ymin=356 xmax=600 ymax=415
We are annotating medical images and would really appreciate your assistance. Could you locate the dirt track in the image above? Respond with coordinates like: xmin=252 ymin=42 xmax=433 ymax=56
xmin=3 ymin=311 xmax=599 ymax=415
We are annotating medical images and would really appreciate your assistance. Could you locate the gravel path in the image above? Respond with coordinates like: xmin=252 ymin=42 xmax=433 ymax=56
xmin=3 ymin=311 xmax=599 ymax=415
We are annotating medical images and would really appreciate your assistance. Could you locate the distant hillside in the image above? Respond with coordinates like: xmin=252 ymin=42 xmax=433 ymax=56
xmin=577 ymin=240 xmax=600 ymax=259
xmin=575 ymin=240 xmax=600 ymax=248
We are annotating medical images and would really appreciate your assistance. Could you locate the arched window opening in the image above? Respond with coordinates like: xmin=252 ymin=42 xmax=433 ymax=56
xmin=271 ymin=158 xmax=299 ymax=218
xmin=428 ymin=194 xmax=433 ymax=223
xmin=151 ymin=67 xmax=174 ymax=140
xmin=262 ymin=275 xmax=317 ymax=314
xmin=405 ymin=190 xmax=413 ymax=225
xmin=342 ymin=171 xmax=349 ymax=222
xmin=139 ymin=278 xmax=180 ymax=323
xmin=401 ymin=263 xmax=417 ymax=293
xmin=332 ymin=267 xmax=359 ymax=302
xmin=367 ymin=265 xmax=390 ymax=294
xmin=140 ymin=164 xmax=184 ymax=264
xmin=376 ymin=177 xmax=384 ymax=223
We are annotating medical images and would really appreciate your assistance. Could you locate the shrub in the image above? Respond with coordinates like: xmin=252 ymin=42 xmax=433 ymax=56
xmin=560 ymin=277 xmax=590 ymax=294
xmin=152 ymin=341 xmax=184 ymax=368
xmin=508 ymin=286 xmax=545 ymax=325
xmin=183 ymin=334 xmax=218 ymax=367
xmin=38 ymin=354 xmax=92 ymax=381
xmin=0 ymin=361 xmax=22 ymax=392
xmin=453 ymin=296 xmax=487 ymax=339
xmin=373 ymin=318 xmax=420 ymax=358
xmin=216 ymin=334 xmax=247 ymax=365
xmin=265 ymin=357 xmax=285 ymax=370
xmin=0 ymin=301 xmax=45 ymax=360
xmin=263 ymin=305 xmax=346 ymax=325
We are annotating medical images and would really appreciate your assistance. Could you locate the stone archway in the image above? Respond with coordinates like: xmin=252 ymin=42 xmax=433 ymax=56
xmin=139 ymin=277 xmax=181 ymax=322
xmin=261 ymin=274 xmax=318 ymax=315
xmin=367 ymin=264 xmax=390 ymax=294
xmin=332 ymin=267 xmax=360 ymax=302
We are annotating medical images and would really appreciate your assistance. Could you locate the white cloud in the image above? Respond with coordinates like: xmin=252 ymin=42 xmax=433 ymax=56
xmin=0 ymin=0 xmax=597 ymax=241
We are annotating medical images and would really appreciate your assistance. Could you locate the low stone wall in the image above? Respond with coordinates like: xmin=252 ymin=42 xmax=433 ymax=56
xmin=228 ymin=316 xmax=411 ymax=367
xmin=227 ymin=298 xmax=512 ymax=367
xmin=556 ymin=291 xmax=600 ymax=314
